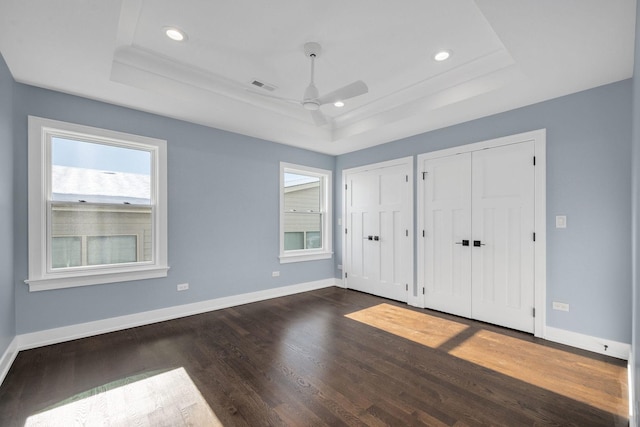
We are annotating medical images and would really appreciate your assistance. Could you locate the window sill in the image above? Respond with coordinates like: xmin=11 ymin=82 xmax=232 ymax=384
xmin=279 ymin=251 xmax=333 ymax=264
xmin=25 ymin=265 xmax=170 ymax=292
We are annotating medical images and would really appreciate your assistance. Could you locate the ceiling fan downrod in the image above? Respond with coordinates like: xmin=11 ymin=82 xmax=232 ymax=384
xmin=302 ymin=42 xmax=321 ymax=110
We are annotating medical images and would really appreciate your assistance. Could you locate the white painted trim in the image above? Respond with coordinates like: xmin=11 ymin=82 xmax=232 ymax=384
xmin=279 ymin=162 xmax=333 ymax=263
xmin=533 ymin=130 xmax=547 ymax=338
xmin=0 ymin=337 xmax=18 ymax=387
xmin=341 ymin=156 xmax=414 ymax=175
xmin=628 ymin=349 xmax=636 ymax=426
xmin=416 ymin=129 xmax=546 ymax=336
xmin=26 ymin=116 xmax=169 ymax=291
xmin=16 ymin=279 xmax=338 ymax=351
xmin=342 ymin=156 xmax=414 ymax=304
xmin=544 ymin=326 xmax=630 ymax=360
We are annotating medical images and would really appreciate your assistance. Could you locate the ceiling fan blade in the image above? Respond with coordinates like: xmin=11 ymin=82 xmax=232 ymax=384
xmin=245 ymin=89 xmax=300 ymax=105
xmin=317 ymin=80 xmax=368 ymax=105
xmin=310 ymin=110 xmax=328 ymax=126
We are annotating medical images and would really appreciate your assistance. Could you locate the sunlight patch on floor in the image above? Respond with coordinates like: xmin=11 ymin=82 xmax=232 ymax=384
xmin=449 ymin=329 xmax=628 ymax=417
xmin=25 ymin=367 xmax=222 ymax=427
xmin=346 ymin=303 xmax=627 ymax=418
xmin=345 ymin=303 xmax=470 ymax=349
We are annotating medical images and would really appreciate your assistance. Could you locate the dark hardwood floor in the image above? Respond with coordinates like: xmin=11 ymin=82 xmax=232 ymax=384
xmin=0 ymin=287 xmax=629 ymax=426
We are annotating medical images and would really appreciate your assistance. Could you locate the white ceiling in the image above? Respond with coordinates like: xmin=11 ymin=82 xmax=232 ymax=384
xmin=0 ymin=0 xmax=636 ymax=155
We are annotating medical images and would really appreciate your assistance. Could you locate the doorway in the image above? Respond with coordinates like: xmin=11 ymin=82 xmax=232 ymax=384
xmin=417 ymin=130 xmax=546 ymax=335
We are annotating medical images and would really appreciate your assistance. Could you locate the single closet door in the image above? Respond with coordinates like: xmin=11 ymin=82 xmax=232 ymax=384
xmin=344 ymin=160 xmax=412 ymax=303
xmin=419 ymin=140 xmax=536 ymax=333
xmin=421 ymin=153 xmax=472 ymax=318
xmin=471 ymin=142 xmax=535 ymax=333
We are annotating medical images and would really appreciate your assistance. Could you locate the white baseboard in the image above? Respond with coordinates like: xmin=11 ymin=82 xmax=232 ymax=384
xmin=544 ymin=326 xmax=630 ymax=360
xmin=17 ymin=278 xmax=338 ymax=351
xmin=0 ymin=337 xmax=18 ymax=387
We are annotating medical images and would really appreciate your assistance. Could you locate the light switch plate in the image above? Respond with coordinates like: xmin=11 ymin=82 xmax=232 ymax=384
xmin=556 ymin=215 xmax=567 ymax=228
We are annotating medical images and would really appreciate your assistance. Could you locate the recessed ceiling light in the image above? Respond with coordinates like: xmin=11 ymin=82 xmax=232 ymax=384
xmin=334 ymin=101 xmax=345 ymax=108
xmin=164 ymin=27 xmax=187 ymax=42
xmin=434 ymin=50 xmax=451 ymax=61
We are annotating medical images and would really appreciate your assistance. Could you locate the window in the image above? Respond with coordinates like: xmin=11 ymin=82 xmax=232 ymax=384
xmin=279 ymin=163 xmax=332 ymax=263
xmin=27 ymin=116 xmax=168 ymax=291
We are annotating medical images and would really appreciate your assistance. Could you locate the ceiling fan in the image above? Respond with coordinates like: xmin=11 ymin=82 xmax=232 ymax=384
xmin=249 ymin=42 xmax=368 ymax=126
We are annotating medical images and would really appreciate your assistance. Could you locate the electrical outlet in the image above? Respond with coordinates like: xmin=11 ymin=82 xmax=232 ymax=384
xmin=552 ymin=301 xmax=569 ymax=311
xmin=177 ymin=283 xmax=189 ymax=291
xmin=272 ymin=271 xmax=280 ymax=277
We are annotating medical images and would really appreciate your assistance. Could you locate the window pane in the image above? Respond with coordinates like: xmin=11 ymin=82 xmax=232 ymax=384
xmin=50 ymin=203 xmax=151 ymax=269
xmin=49 ymin=136 xmax=154 ymax=270
xmin=306 ymin=231 xmax=321 ymax=249
xmin=284 ymin=232 xmax=304 ymax=250
xmin=52 ymin=237 xmax=81 ymax=268
xmin=283 ymin=212 xmax=322 ymax=251
xmin=284 ymin=172 xmax=320 ymax=212
xmin=51 ymin=137 xmax=151 ymax=204
xmin=87 ymin=235 xmax=137 ymax=265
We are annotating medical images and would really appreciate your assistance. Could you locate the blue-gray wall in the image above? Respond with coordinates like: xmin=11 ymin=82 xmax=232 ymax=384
xmin=12 ymin=84 xmax=335 ymax=334
xmin=631 ymin=0 xmax=640 ymax=422
xmin=336 ymin=80 xmax=633 ymax=344
xmin=0 ymin=55 xmax=15 ymax=355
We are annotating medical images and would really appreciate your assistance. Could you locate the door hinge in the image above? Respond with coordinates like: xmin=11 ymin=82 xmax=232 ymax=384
xmin=405 ymin=229 xmax=408 ymax=237
xmin=406 ymin=175 xmax=409 ymax=182
xmin=422 ymin=230 xmax=425 ymax=237
xmin=532 ymin=307 xmax=536 ymax=317
xmin=345 ymin=272 xmax=348 ymax=278
xmin=405 ymin=284 xmax=408 ymax=291
xmin=345 ymin=184 xmax=347 ymax=190
xmin=533 ymin=156 xmax=536 ymax=166
xmin=422 ymin=171 xmax=427 ymax=180
xmin=533 ymin=232 xmax=536 ymax=242
xmin=345 ymin=228 xmax=348 ymax=234
xmin=422 ymin=287 xmax=425 ymax=295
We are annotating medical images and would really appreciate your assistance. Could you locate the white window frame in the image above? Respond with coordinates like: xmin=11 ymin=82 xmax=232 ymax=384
xmin=279 ymin=162 xmax=332 ymax=263
xmin=26 ymin=116 xmax=169 ymax=292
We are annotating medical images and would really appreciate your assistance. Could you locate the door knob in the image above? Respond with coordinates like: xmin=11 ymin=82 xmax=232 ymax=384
xmin=473 ymin=240 xmax=486 ymax=247
xmin=374 ymin=236 xmax=380 ymax=241
xmin=455 ymin=240 xmax=470 ymax=246
xmin=367 ymin=235 xmax=373 ymax=240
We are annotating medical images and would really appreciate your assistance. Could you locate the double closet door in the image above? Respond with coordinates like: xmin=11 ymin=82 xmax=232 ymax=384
xmin=344 ymin=158 xmax=412 ymax=303
xmin=419 ymin=141 xmax=536 ymax=333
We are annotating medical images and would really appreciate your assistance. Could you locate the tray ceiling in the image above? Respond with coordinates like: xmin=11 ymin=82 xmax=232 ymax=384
xmin=0 ymin=0 xmax=636 ymax=154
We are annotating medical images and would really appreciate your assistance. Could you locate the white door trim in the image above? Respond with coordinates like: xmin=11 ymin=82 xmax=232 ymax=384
xmin=342 ymin=156 xmax=415 ymax=305
xmin=417 ymin=129 xmax=546 ymax=337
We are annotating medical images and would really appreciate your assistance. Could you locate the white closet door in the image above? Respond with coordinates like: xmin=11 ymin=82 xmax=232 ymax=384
xmin=471 ymin=141 xmax=535 ymax=333
xmin=345 ymin=171 xmax=379 ymax=294
xmin=344 ymin=160 xmax=411 ymax=303
xmin=422 ymin=153 xmax=472 ymax=317
xmin=375 ymin=164 xmax=411 ymax=302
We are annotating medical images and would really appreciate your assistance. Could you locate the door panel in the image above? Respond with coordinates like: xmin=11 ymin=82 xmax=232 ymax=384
xmin=345 ymin=161 xmax=411 ymax=303
xmin=422 ymin=153 xmax=472 ymax=317
xmin=471 ymin=141 xmax=535 ymax=333
xmin=348 ymin=211 xmax=364 ymax=286
xmin=376 ymin=165 xmax=409 ymax=301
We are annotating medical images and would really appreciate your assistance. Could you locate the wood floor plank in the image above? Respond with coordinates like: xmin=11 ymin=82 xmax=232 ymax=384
xmin=0 ymin=288 xmax=628 ymax=426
